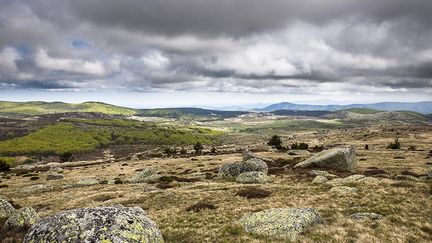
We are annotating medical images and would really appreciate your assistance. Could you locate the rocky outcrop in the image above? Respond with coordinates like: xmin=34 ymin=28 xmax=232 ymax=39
xmin=24 ymin=205 xmax=164 ymax=242
xmin=218 ymin=150 xmax=268 ymax=180
xmin=4 ymin=207 xmax=40 ymax=229
xmin=0 ymin=198 xmax=16 ymax=220
xmin=294 ymin=147 xmax=357 ymax=171
xmin=129 ymin=168 xmax=161 ymax=183
xmin=309 ymin=170 xmax=339 ymax=179
xmin=239 ymin=208 xmax=323 ymax=240
xmin=235 ymin=171 xmax=271 ymax=184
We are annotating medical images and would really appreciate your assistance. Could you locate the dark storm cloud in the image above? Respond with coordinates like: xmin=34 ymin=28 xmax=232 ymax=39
xmin=0 ymin=0 xmax=431 ymax=95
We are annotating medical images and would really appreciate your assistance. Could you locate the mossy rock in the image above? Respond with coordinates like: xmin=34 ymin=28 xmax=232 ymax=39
xmin=24 ymin=205 xmax=164 ymax=242
xmin=4 ymin=207 xmax=40 ymax=229
xmin=0 ymin=198 xmax=16 ymax=221
xmin=239 ymin=208 xmax=323 ymax=240
xmin=236 ymin=171 xmax=271 ymax=184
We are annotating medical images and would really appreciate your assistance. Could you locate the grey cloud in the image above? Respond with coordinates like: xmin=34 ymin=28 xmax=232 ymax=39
xmin=0 ymin=0 xmax=431 ymax=96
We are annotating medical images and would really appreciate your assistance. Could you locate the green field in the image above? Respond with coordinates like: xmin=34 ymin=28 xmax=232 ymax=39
xmin=0 ymin=119 xmax=223 ymax=157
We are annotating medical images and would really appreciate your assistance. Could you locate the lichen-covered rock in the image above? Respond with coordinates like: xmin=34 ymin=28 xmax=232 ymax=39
xmin=0 ymin=198 xmax=16 ymax=220
xmin=311 ymin=175 xmax=328 ymax=184
xmin=129 ymin=168 xmax=161 ymax=183
xmin=46 ymin=173 xmax=64 ymax=180
xmin=395 ymin=175 xmax=420 ymax=181
xmin=239 ymin=208 xmax=323 ymax=240
xmin=294 ymin=147 xmax=357 ymax=171
xmin=4 ymin=207 xmax=40 ymax=229
xmin=309 ymin=170 xmax=339 ymax=179
xmin=78 ymin=177 xmax=99 ymax=185
xmin=326 ymin=174 xmax=366 ymax=186
xmin=24 ymin=205 xmax=164 ymax=243
xmin=49 ymin=166 xmax=64 ymax=174
xmin=236 ymin=171 xmax=271 ymax=184
xmin=329 ymin=186 xmax=358 ymax=194
xmin=218 ymin=158 xmax=268 ymax=179
xmin=242 ymin=149 xmax=259 ymax=161
xmin=20 ymin=184 xmax=54 ymax=193
xmin=350 ymin=212 xmax=383 ymax=220
xmin=288 ymin=150 xmax=310 ymax=156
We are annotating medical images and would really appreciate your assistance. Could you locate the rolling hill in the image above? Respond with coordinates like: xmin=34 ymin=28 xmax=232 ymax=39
xmin=258 ymin=101 xmax=432 ymax=114
xmin=0 ymin=101 xmax=137 ymax=116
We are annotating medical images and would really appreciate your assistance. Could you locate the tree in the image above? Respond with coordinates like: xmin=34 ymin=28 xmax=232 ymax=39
xmin=193 ymin=142 xmax=204 ymax=154
xmin=267 ymin=135 xmax=283 ymax=150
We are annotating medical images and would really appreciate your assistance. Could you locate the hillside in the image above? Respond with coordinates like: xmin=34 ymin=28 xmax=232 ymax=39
xmin=0 ymin=101 xmax=137 ymax=116
xmin=138 ymin=107 xmax=248 ymax=119
xmin=258 ymin=101 xmax=432 ymax=114
xmin=324 ymin=109 xmax=430 ymax=125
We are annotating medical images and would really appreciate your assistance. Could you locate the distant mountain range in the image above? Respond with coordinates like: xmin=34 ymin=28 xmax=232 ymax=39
xmin=257 ymin=101 xmax=432 ymax=114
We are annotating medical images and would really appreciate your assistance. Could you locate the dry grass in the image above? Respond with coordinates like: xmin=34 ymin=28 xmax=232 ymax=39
xmin=1 ymin=125 xmax=432 ymax=242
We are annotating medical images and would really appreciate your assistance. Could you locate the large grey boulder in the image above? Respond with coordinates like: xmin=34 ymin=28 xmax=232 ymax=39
xmin=239 ymin=208 xmax=323 ymax=240
xmin=0 ymin=198 xmax=16 ymax=220
xmin=218 ymin=158 xmax=268 ymax=179
xmin=24 ymin=205 xmax=164 ymax=243
xmin=4 ymin=207 xmax=40 ymax=229
xmin=129 ymin=168 xmax=161 ymax=183
xmin=294 ymin=147 xmax=357 ymax=171
xmin=236 ymin=171 xmax=271 ymax=184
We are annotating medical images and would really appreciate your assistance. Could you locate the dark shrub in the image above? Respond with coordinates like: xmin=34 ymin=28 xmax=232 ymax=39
xmin=236 ymin=187 xmax=271 ymax=199
xmin=193 ymin=142 xmax=204 ymax=154
xmin=211 ymin=147 xmax=217 ymax=154
xmin=30 ymin=176 xmax=40 ymax=181
xmin=185 ymin=202 xmax=216 ymax=212
xmin=387 ymin=138 xmax=401 ymax=149
xmin=23 ymin=158 xmax=37 ymax=164
xmin=59 ymin=152 xmax=74 ymax=162
xmin=291 ymin=142 xmax=309 ymax=150
xmin=365 ymin=144 xmax=369 ymax=150
xmin=312 ymin=145 xmax=324 ymax=152
xmin=408 ymin=145 xmax=416 ymax=151
xmin=156 ymin=183 xmax=174 ymax=189
xmin=164 ymin=147 xmax=177 ymax=155
xmin=267 ymin=135 xmax=283 ymax=150
xmin=0 ymin=159 xmax=11 ymax=172
xmin=159 ymin=176 xmax=175 ymax=183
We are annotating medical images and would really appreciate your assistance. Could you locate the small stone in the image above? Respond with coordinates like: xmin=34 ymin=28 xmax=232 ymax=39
xmin=129 ymin=168 xmax=161 ymax=183
xmin=46 ymin=173 xmax=64 ymax=180
xmin=78 ymin=178 xmax=99 ymax=185
xmin=236 ymin=171 xmax=271 ymax=184
xmin=312 ymin=175 xmax=328 ymax=184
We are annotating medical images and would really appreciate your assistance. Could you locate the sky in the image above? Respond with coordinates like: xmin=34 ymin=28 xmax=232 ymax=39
xmin=0 ymin=0 xmax=431 ymax=108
